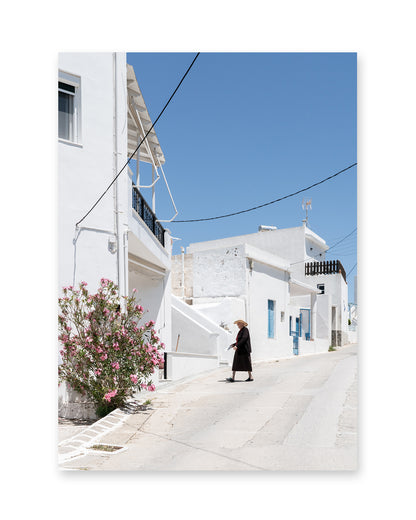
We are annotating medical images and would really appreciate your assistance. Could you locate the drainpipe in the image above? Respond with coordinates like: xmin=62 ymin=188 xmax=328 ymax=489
xmin=113 ymin=52 xmax=121 ymax=293
xmin=123 ymin=228 xmax=129 ymax=299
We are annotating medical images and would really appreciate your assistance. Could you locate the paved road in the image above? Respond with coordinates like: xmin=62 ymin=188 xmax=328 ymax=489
xmin=60 ymin=344 xmax=357 ymax=471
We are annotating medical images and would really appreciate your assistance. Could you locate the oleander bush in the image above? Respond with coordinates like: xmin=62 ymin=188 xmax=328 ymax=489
xmin=58 ymin=278 xmax=164 ymax=416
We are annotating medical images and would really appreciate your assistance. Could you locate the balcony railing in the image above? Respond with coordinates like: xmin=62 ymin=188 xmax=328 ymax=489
xmin=132 ymin=184 xmax=165 ymax=247
xmin=305 ymin=260 xmax=346 ymax=283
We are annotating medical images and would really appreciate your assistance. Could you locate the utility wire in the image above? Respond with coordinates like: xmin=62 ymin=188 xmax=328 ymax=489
xmin=290 ymin=227 xmax=357 ymax=266
xmin=75 ymin=52 xmax=200 ymax=227
xmin=346 ymin=263 xmax=357 ymax=278
xmin=174 ymin=162 xmax=357 ymax=223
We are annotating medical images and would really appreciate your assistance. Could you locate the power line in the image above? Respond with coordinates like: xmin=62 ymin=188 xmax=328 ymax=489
xmin=75 ymin=52 xmax=200 ymax=228
xmin=325 ymin=228 xmax=357 ymax=252
xmin=289 ymin=227 xmax=357 ymax=266
xmin=346 ymin=263 xmax=357 ymax=278
xmin=174 ymin=162 xmax=357 ymax=223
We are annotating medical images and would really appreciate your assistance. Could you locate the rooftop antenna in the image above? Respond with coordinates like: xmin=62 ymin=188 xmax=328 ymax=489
xmin=302 ymin=199 xmax=312 ymax=226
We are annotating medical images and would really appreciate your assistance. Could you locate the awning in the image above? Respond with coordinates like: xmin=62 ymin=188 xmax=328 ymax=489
xmin=127 ymin=64 xmax=165 ymax=165
xmin=289 ymin=278 xmax=320 ymax=297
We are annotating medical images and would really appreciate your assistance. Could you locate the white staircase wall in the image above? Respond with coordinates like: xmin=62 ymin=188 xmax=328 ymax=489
xmin=171 ymin=295 xmax=233 ymax=363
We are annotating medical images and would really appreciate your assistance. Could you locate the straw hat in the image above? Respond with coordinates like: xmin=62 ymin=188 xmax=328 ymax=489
xmin=234 ymin=319 xmax=248 ymax=327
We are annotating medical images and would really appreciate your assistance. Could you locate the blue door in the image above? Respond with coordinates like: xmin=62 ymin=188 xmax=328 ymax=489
xmin=293 ymin=335 xmax=299 ymax=355
xmin=291 ymin=316 xmax=301 ymax=355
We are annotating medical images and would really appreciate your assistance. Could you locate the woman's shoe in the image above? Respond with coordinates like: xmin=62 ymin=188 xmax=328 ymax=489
xmin=245 ymin=378 xmax=254 ymax=382
xmin=226 ymin=377 xmax=235 ymax=382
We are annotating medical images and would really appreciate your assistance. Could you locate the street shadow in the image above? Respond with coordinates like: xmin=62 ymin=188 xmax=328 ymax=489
xmin=58 ymin=417 xmax=96 ymax=426
xmin=120 ymin=400 xmax=153 ymax=415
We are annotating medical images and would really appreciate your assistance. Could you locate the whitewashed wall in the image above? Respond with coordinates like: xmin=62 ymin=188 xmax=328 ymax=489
xmin=192 ymin=245 xmax=247 ymax=298
xmin=192 ymin=297 xmax=246 ymax=335
xmin=165 ymin=352 xmax=219 ymax=381
xmin=58 ymin=53 xmax=174 ymax=415
xmin=247 ymin=260 xmax=293 ymax=361
xmin=58 ymin=53 xmax=128 ymax=419
xmin=303 ymin=273 xmax=349 ymax=334
xmin=316 ymin=294 xmax=332 ymax=340
xmin=188 ymin=227 xmax=307 ymax=264
xmin=128 ymin=265 xmax=171 ymax=350
xmin=58 ymin=52 xmax=128 ymax=295
xmin=171 ymin=295 xmax=233 ymax=357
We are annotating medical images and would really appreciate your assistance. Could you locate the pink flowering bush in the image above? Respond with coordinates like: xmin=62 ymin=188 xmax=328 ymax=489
xmin=58 ymin=278 xmax=164 ymax=416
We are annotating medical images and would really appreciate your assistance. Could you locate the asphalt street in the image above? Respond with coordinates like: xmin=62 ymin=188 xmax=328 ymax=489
xmin=59 ymin=343 xmax=357 ymax=471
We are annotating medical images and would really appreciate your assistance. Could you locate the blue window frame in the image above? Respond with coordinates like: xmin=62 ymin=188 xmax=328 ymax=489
xmin=268 ymin=299 xmax=275 ymax=338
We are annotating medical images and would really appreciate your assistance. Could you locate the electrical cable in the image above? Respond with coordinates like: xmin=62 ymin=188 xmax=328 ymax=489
xmin=75 ymin=52 xmax=200 ymax=228
xmin=290 ymin=227 xmax=357 ymax=266
xmin=174 ymin=162 xmax=357 ymax=223
xmin=346 ymin=263 xmax=357 ymax=278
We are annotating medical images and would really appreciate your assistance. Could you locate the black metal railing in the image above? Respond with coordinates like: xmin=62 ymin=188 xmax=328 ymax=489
xmin=132 ymin=184 xmax=165 ymax=247
xmin=305 ymin=260 xmax=346 ymax=283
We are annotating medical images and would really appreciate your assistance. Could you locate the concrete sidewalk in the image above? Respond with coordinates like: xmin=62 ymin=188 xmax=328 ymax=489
xmin=58 ymin=344 xmax=357 ymax=470
xmin=58 ymin=366 xmax=231 ymax=465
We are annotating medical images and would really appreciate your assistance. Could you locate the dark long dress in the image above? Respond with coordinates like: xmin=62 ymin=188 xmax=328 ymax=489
xmin=232 ymin=326 xmax=252 ymax=372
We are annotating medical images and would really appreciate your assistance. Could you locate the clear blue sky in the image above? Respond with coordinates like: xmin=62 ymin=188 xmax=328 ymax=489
xmin=127 ymin=52 xmax=357 ymax=302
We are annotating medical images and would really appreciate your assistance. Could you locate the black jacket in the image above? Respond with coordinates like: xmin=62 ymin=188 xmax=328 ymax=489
xmin=236 ymin=327 xmax=251 ymax=355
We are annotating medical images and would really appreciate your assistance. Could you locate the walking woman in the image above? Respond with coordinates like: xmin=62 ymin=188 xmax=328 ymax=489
xmin=226 ymin=319 xmax=253 ymax=382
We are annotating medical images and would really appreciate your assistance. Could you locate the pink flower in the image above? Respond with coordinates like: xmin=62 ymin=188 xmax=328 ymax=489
xmin=147 ymin=384 xmax=155 ymax=392
xmin=111 ymin=362 xmax=120 ymax=370
xmin=95 ymin=370 xmax=101 ymax=376
xmin=132 ymin=288 xmax=137 ymax=293
xmin=103 ymin=389 xmax=117 ymax=402
xmin=100 ymin=354 xmax=108 ymax=361
xmin=130 ymin=374 xmax=138 ymax=384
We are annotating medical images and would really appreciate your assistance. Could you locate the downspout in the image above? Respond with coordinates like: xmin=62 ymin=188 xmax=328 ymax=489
xmin=113 ymin=52 xmax=121 ymax=294
xmin=113 ymin=52 xmax=126 ymax=297
xmin=123 ymin=228 xmax=129 ymax=297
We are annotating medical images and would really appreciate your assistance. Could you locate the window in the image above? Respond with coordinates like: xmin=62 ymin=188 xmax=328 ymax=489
xmin=267 ymin=299 xmax=275 ymax=338
xmin=58 ymin=72 xmax=81 ymax=143
xmin=317 ymin=283 xmax=325 ymax=294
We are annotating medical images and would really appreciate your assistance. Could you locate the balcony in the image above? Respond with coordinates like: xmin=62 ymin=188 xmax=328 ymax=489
xmin=132 ymin=184 xmax=165 ymax=247
xmin=305 ymin=260 xmax=346 ymax=283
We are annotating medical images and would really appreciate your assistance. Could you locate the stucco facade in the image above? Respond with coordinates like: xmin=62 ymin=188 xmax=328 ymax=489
xmin=172 ymin=224 xmax=350 ymax=362
xmin=58 ymin=53 xmax=173 ymax=418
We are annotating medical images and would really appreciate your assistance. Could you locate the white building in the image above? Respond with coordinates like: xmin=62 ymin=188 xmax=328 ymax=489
xmin=58 ymin=53 xmax=175 ymax=417
xmin=172 ymin=222 xmax=351 ymax=363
